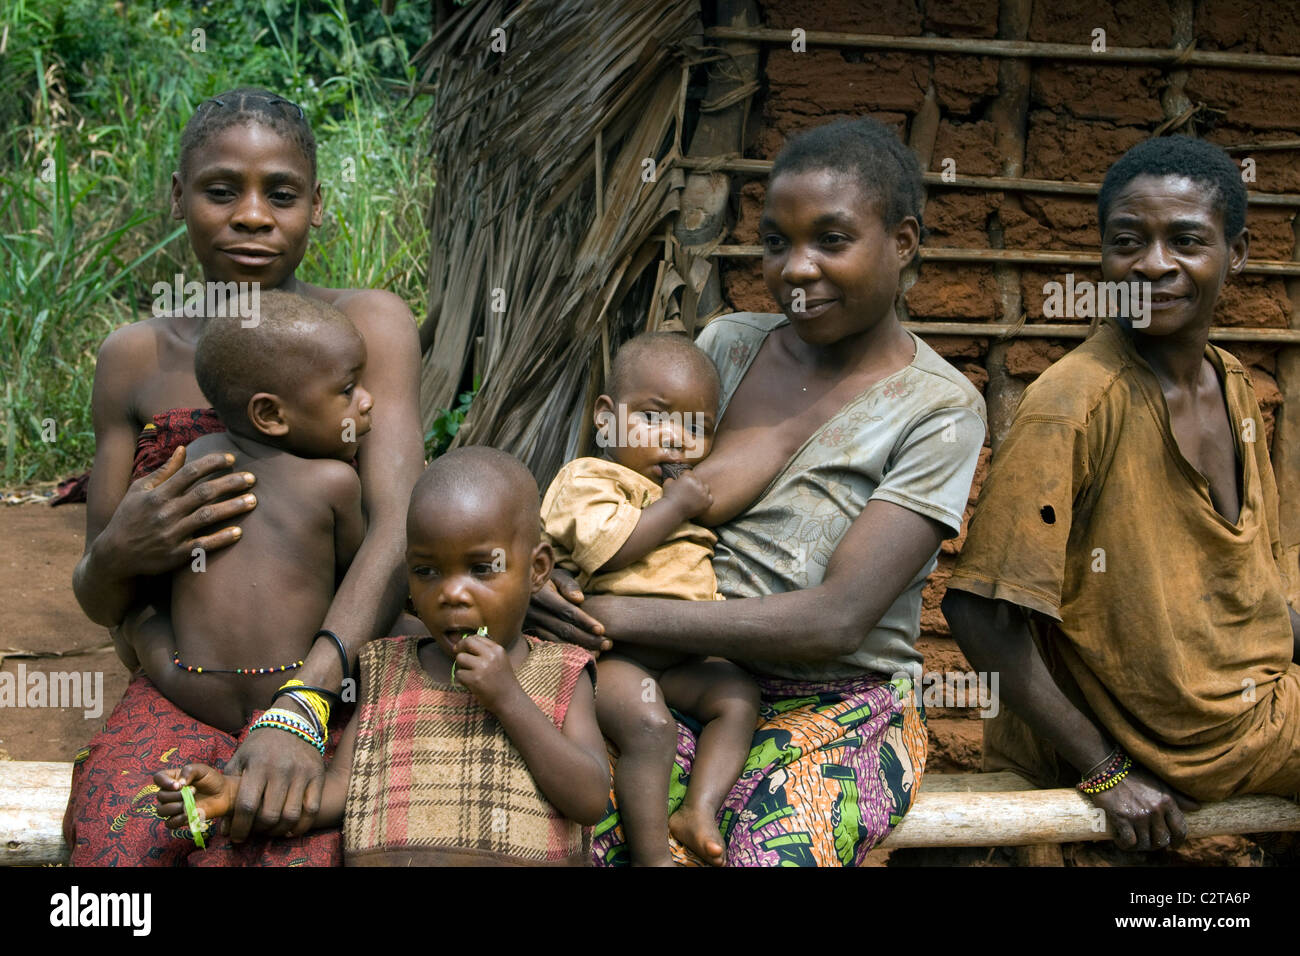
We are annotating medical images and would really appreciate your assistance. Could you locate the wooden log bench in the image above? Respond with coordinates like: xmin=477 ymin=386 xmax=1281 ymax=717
xmin=880 ymin=770 xmax=1300 ymax=849
xmin=3 ymin=761 xmax=1297 ymax=865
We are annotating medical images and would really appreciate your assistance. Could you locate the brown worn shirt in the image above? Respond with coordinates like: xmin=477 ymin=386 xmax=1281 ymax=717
xmin=540 ymin=457 xmax=722 ymax=602
xmin=948 ymin=317 xmax=1300 ymax=800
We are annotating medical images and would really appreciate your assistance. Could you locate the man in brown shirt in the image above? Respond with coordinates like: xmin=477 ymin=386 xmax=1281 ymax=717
xmin=944 ymin=136 xmax=1300 ymax=851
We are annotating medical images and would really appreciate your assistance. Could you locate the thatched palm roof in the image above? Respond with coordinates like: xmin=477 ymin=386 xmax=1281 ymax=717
xmin=414 ymin=0 xmax=702 ymax=485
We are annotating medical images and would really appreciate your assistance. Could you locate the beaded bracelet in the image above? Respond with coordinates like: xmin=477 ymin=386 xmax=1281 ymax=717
xmin=255 ymin=707 xmax=320 ymax=739
xmin=271 ymin=685 xmax=338 ymax=744
xmin=283 ymin=691 xmax=325 ymax=738
xmin=251 ymin=708 xmax=325 ymax=755
xmin=254 ymin=713 xmax=320 ymax=743
xmin=1081 ymin=746 xmax=1121 ymax=781
xmin=1079 ymin=749 xmax=1126 ymax=790
xmin=277 ymin=679 xmax=331 ymax=734
xmin=252 ymin=719 xmax=325 ymax=756
xmin=1079 ymin=758 xmax=1120 ymax=790
xmin=1078 ymin=754 xmax=1132 ymax=795
xmin=257 ymin=705 xmax=316 ymax=729
xmin=277 ymin=682 xmax=343 ymax=706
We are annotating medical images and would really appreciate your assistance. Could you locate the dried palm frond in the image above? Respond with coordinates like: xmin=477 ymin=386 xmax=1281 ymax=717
xmin=414 ymin=0 xmax=701 ymax=486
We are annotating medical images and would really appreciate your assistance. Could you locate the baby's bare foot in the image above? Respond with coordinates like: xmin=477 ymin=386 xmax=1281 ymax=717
xmin=670 ymin=804 xmax=726 ymax=866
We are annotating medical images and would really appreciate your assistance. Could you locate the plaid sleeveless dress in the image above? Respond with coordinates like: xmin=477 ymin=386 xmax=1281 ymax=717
xmin=345 ymin=635 xmax=595 ymax=866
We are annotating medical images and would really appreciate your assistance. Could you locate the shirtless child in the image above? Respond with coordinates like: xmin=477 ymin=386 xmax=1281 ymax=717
xmin=542 ymin=332 xmax=761 ymax=866
xmin=156 ymin=447 xmax=608 ymax=865
xmin=134 ymin=290 xmax=371 ymax=734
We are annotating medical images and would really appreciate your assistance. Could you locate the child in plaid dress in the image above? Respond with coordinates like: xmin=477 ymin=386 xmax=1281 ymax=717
xmin=155 ymin=447 xmax=609 ymax=865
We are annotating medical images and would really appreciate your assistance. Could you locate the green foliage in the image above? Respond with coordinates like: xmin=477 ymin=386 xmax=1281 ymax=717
xmin=0 ymin=137 xmax=185 ymax=483
xmin=0 ymin=0 xmax=434 ymax=483
xmin=424 ymin=376 xmax=480 ymax=460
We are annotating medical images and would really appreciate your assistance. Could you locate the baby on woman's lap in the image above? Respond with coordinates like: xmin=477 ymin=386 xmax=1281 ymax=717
xmin=136 ymin=290 xmax=372 ymax=734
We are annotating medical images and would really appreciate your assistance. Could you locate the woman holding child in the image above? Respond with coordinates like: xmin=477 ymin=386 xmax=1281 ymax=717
xmin=534 ymin=119 xmax=987 ymax=866
xmin=72 ymin=92 xmax=983 ymax=868
xmin=67 ymin=89 xmax=424 ymax=865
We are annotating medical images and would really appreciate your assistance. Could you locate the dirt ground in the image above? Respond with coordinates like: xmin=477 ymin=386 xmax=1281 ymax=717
xmin=1 ymin=499 xmax=1287 ymax=866
xmin=0 ymin=502 xmax=131 ymax=762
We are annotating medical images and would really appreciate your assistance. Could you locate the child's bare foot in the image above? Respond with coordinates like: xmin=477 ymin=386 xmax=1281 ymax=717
xmin=669 ymin=804 xmax=726 ymax=866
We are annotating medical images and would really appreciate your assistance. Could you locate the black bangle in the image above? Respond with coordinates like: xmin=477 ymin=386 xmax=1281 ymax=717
xmin=314 ymin=629 xmax=350 ymax=690
xmin=272 ymin=684 xmax=343 ymax=707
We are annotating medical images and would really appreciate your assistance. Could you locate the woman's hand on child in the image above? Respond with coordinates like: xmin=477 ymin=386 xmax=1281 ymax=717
xmin=527 ymin=570 xmax=612 ymax=652
xmin=662 ymin=468 xmax=713 ymax=519
xmin=153 ymin=763 xmax=237 ymax=833
xmin=103 ymin=445 xmax=257 ymax=578
xmin=453 ymin=634 xmax=524 ymax=711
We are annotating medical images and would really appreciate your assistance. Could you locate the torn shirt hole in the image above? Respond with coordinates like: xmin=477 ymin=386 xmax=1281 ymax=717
xmin=1040 ymin=505 xmax=1056 ymax=525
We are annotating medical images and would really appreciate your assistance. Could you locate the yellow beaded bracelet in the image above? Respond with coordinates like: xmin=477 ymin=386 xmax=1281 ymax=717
xmin=1079 ymin=756 xmax=1132 ymax=795
xmin=279 ymin=679 xmax=331 ymax=732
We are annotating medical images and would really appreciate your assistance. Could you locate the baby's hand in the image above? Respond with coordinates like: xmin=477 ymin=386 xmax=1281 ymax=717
xmin=154 ymin=763 xmax=238 ymax=833
xmin=453 ymin=634 xmax=523 ymax=713
xmin=662 ymin=467 xmax=712 ymax=518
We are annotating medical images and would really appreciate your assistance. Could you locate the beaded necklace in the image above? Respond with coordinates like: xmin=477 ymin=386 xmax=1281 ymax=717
xmin=171 ymin=650 xmax=305 ymax=676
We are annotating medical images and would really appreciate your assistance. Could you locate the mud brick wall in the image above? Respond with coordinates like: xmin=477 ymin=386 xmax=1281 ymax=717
xmin=715 ymin=0 xmax=1300 ymax=771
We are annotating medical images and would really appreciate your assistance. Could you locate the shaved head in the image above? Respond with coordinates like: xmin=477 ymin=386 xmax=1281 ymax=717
xmin=607 ymin=332 xmax=721 ymax=408
xmin=195 ymin=290 xmax=359 ymax=430
xmin=408 ymin=446 xmax=541 ymax=547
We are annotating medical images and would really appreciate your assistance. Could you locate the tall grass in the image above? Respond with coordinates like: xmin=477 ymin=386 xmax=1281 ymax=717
xmin=0 ymin=138 xmax=185 ymax=483
xmin=0 ymin=0 xmax=433 ymax=484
